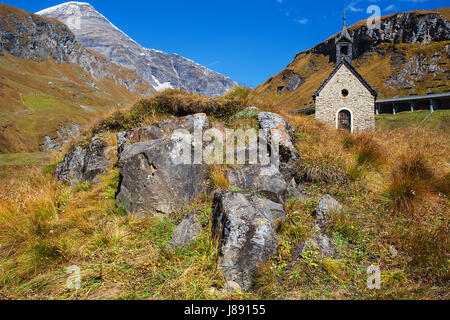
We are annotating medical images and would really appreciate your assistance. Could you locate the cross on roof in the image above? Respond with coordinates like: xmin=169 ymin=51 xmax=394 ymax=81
xmin=343 ymin=0 xmax=347 ymax=27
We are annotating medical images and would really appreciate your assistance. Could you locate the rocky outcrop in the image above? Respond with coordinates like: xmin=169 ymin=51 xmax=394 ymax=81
xmin=116 ymin=135 xmax=207 ymax=215
xmin=386 ymin=52 xmax=448 ymax=92
xmin=312 ymin=194 xmax=343 ymax=229
xmin=37 ymin=2 xmax=238 ymax=97
xmin=212 ymin=191 xmax=286 ymax=292
xmin=276 ymin=70 xmax=305 ymax=94
xmin=166 ymin=210 xmax=202 ymax=249
xmin=68 ymin=46 xmax=151 ymax=94
xmin=115 ymin=114 xmax=210 ymax=215
xmin=296 ymin=11 xmax=450 ymax=64
xmin=55 ymin=137 xmax=113 ymax=185
xmin=0 ymin=3 xmax=151 ymax=95
xmin=0 ymin=4 xmax=76 ymax=63
xmin=40 ymin=122 xmax=81 ymax=151
xmin=227 ymin=165 xmax=287 ymax=203
xmin=117 ymin=113 xmax=209 ymax=153
xmin=257 ymin=112 xmax=300 ymax=181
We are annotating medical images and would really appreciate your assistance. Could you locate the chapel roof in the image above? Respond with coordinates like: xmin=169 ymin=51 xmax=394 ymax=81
xmin=312 ymin=60 xmax=378 ymax=99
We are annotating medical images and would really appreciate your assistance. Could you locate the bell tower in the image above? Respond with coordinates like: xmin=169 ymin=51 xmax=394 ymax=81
xmin=335 ymin=6 xmax=353 ymax=65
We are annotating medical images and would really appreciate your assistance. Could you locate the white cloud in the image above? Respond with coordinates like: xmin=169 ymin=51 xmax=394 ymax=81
xmin=384 ymin=4 xmax=396 ymax=11
xmin=296 ymin=18 xmax=308 ymax=25
xmin=347 ymin=1 xmax=364 ymax=12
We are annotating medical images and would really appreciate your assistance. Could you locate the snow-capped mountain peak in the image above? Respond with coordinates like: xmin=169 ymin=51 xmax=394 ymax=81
xmin=37 ymin=2 xmax=237 ymax=96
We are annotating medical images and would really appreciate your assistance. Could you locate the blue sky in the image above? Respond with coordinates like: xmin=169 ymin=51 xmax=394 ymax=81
xmin=2 ymin=0 xmax=447 ymax=87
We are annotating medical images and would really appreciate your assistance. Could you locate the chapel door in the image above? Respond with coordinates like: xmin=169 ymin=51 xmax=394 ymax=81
xmin=338 ymin=110 xmax=351 ymax=132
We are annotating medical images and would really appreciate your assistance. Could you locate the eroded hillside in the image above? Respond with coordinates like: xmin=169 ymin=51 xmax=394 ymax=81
xmin=0 ymin=4 xmax=152 ymax=153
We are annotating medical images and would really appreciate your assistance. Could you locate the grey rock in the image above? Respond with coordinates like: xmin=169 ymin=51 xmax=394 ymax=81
xmin=154 ymin=113 xmax=210 ymax=135
xmin=0 ymin=6 xmax=76 ymax=63
xmin=116 ymin=134 xmax=207 ymax=215
xmin=40 ymin=122 xmax=81 ymax=151
xmin=55 ymin=146 xmax=85 ymax=186
xmin=37 ymin=2 xmax=238 ymax=97
xmin=82 ymin=138 xmax=114 ymax=183
xmin=287 ymin=178 xmax=309 ymax=200
xmin=55 ymin=137 xmax=113 ymax=185
xmin=117 ymin=126 xmax=165 ymax=154
xmin=226 ymin=281 xmax=242 ymax=293
xmin=308 ymin=11 xmax=450 ymax=63
xmin=227 ymin=165 xmax=287 ymax=203
xmin=258 ymin=112 xmax=300 ymax=182
xmin=166 ymin=211 xmax=202 ymax=249
xmin=313 ymin=194 xmax=343 ymax=229
xmin=291 ymin=232 xmax=338 ymax=261
xmin=117 ymin=113 xmax=210 ymax=155
xmin=212 ymin=191 xmax=286 ymax=292
xmin=277 ymin=70 xmax=305 ymax=94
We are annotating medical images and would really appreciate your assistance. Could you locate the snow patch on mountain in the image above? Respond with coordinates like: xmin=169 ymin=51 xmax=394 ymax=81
xmin=37 ymin=1 xmax=238 ymax=97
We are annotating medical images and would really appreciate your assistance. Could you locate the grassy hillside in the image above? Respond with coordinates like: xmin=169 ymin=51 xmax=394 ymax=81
xmin=0 ymin=91 xmax=448 ymax=300
xmin=376 ymin=110 xmax=450 ymax=131
xmin=0 ymin=52 xmax=143 ymax=153
xmin=253 ymin=8 xmax=450 ymax=113
xmin=0 ymin=3 xmax=153 ymax=153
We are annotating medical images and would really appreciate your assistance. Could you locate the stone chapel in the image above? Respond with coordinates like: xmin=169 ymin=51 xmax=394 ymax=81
xmin=313 ymin=22 xmax=377 ymax=132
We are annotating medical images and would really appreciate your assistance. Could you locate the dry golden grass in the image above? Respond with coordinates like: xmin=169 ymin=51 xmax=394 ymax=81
xmin=0 ymin=88 xmax=448 ymax=299
xmin=208 ymin=165 xmax=230 ymax=190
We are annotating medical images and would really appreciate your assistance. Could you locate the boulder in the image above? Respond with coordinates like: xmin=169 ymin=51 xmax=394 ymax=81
xmin=226 ymin=281 xmax=242 ymax=293
xmin=257 ymin=112 xmax=300 ymax=181
xmin=55 ymin=146 xmax=85 ymax=186
xmin=56 ymin=137 xmax=113 ymax=186
xmin=116 ymin=133 xmax=207 ymax=215
xmin=166 ymin=210 xmax=202 ymax=249
xmin=117 ymin=113 xmax=209 ymax=154
xmin=154 ymin=113 xmax=210 ymax=134
xmin=287 ymin=178 xmax=310 ymax=200
xmin=212 ymin=191 xmax=286 ymax=292
xmin=226 ymin=165 xmax=287 ymax=203
xmin=313 ymin=194 xmax=343 ymax=229
xmin=291 ymin=232 xmax=338 ymax=261
xmin=117 ymin=126 xmax=164 ymax=154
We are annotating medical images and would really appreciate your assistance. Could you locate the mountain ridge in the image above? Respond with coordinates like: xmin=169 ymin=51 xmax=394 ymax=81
xmin=254 ymin=8 xmax=450 ymax=112
xmin=37 ymin=1 xmax=238 ymax=97
xmin=0 ymin=3 xmax=149 ymax=152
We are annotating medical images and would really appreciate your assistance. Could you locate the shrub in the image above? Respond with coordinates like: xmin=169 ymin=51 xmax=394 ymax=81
xmin=342 ymin=132 xmax=385 ymax=168
xmin=93 ymin=89 xmax=246 ymax=135
xmin=209 ymin=165 xmax=230 ymax=190
xmin=385 ymin=151 xmax=435 ymax=215
xmin=152 ymin=89 xmax=219 ymax=116
xmin=434 ymin=172 xmax=450 ymax=197
xmin=224 ymin=86 xmax=252 ymax=106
